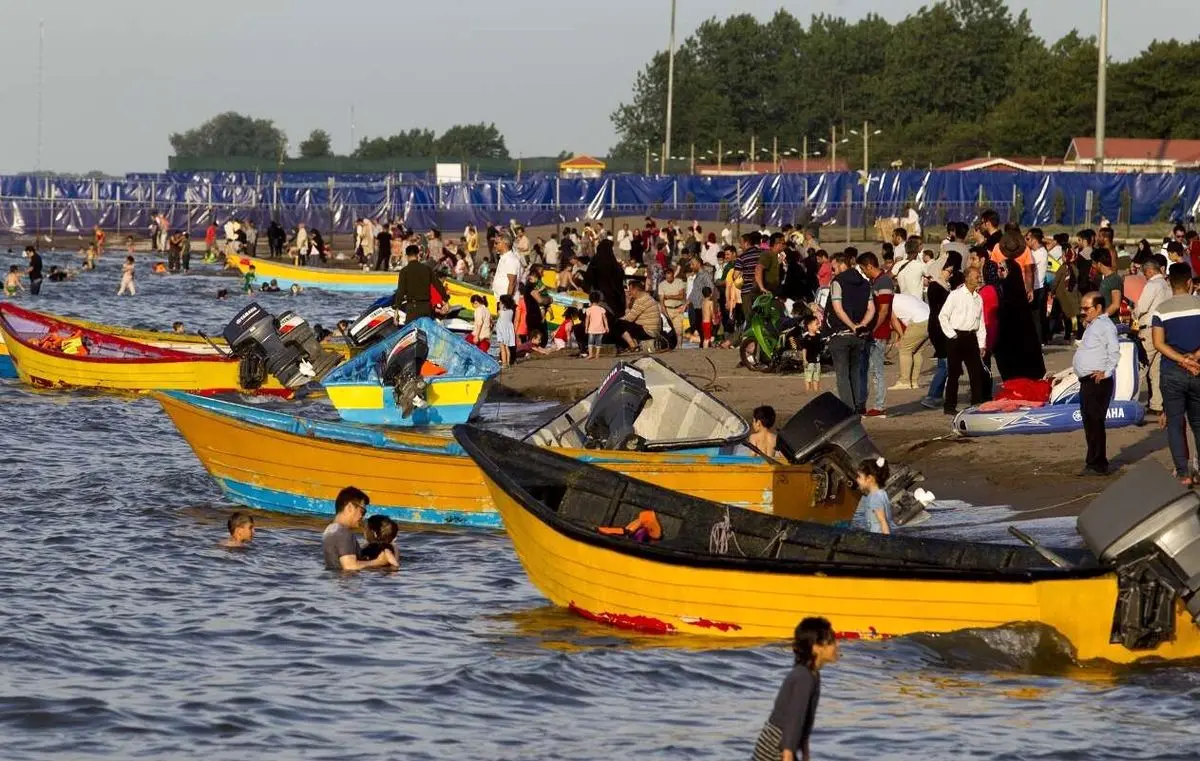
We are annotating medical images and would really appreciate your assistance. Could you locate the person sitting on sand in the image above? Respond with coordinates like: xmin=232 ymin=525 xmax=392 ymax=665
xmin=322 ymin=487 xmax=399 ymax=572
xmin=223 ymin=511 xmax=255 ymax=548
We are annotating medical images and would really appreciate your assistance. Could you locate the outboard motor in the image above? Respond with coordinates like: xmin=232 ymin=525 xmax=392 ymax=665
xmin=583 ymin=363 xmax=651 ymax=450
xmin=777 ymin=392 xmax=931 ymax=524
xmin=381 ymin=330 xmax=430 ymax=418
xmin=223 ymin=303 xmax=341 ymax=389
xmin=346 ymin=295 xmax=401 ymax=348
xmin=1078 ymin=460 xmax=1200 ymax=650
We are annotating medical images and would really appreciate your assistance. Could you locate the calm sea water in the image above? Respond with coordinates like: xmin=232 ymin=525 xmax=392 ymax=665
xmin=3 ymin=251 xmax=1200 ymax=760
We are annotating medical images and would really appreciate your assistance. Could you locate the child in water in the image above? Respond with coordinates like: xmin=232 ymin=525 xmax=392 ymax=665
xmin=5 ymin=265 xmax=23 ymax=296
xmin=752 ymin=616 xmax=838 ymax=761
xmin=243 ymin=265 xmax=257 ymax=294
xmin=117 ymin=256 xmax=136 ymax=296
xmin=496 ymin=294 xmax=517 ymax=367
xmin=852 ymin=457 xmax=893 ymax=534
xmin=358 ymin=515 xmax=400 ymax=566
xmin=172 ymin=322 xmax=185 ymax=334
xmin=748 ymin=405 xmax=784 ymax=461
xmin=223 ymin=511 xmax=255 ymax=548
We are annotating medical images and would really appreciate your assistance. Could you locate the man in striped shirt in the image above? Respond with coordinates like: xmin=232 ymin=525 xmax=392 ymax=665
xmin=1151 ymin=264 xmax=1200 ymax=484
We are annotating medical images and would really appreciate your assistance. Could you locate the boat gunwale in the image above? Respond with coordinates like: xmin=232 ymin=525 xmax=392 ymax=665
xmin=453 ymin=425 xmax=1115 ymax=584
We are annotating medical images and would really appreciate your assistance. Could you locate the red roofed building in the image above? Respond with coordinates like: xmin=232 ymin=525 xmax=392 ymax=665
xmin=938 ymin=156 xmax=1071 ymax=172
xmin=558 ymin=154 xmax=606 ymax=178
xmin=1065 ymin=138 xmax=1200 ymax=173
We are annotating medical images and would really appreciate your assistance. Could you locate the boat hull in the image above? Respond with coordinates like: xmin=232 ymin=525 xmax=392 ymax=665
xmin=154 ymin=391 xmax=857 ymax=529
xmin=0 ymin=306 xmax=289 ymax=395
xmin=321 ymin=317 xmax=500 ymax=426
xmin=953 ymin=400 xmax=1145 ymax=436
xmin=0 ymin=340 xmax=13 ymax=379
xmin=459 ymin=427 xmax=1200 ymax=664
xmin=232 ymin=256 xmax=584 ymax=325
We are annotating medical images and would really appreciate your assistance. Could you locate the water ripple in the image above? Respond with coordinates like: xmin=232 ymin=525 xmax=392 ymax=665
xmin=3 ymin=256 xmax=1200 ymax=759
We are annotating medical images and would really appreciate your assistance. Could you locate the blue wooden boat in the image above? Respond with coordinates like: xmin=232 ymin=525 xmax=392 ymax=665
xmin=320 ymin=316 xmax=500 ymax=426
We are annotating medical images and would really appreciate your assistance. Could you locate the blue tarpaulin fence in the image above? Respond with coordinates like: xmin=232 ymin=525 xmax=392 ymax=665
xmin=2 ymin=171 xmax=1198 ymax=237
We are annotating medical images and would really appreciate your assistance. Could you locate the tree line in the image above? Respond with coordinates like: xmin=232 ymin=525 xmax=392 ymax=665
xmin=169 ymin=114 xmax=510 ymax=161
xmin=609 ymin=0 xmax=1200 ymax=169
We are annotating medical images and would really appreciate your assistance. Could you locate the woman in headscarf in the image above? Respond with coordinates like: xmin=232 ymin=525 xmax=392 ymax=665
xmin=993 ymin=232 xmax=1046 ymax=381
xmin=979 ymin=260 xmax=1003 ymax=382
xmin=586 ymin=238 xmax=627 ymax=319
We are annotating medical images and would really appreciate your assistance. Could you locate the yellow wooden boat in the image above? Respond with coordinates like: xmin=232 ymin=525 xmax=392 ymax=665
xmin=455 ymin=425 xmax=1200 ymax=664
xmin=0 ymin=303 xmax=291 ymax=396
xmin=230 ymin=256 xmax=584 ymax=325
xmin=153 ymin=391 xmax=858 ymax=529
xmin=0 ymin=310 xmax=222 ymax=379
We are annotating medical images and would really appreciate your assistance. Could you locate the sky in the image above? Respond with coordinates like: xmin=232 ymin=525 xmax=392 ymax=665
xmin=0 ymin=0 xmax=1186 ymax=175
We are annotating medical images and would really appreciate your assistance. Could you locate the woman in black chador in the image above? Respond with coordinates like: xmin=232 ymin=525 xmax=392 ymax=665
xmin=992 ymin=231 xmax=1046 ymax=381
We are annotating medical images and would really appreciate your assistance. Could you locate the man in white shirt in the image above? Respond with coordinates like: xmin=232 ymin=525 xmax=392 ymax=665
xmin=889 ymin=292 xmax=930 ymax=390
xmin=1134 ymin=254 xmax=1171 ymax=413
xmin=939 ymin=266 xmax=989 ymax=414
xmin=514 ymin=227 xmax=532 ymax=264
xmin=491 ymin=236 xmax=523 ymax=302
xmin=894 ymin=238 xmax=926 ymax=298
xmin=543 ymin=234 xmax=560 ymax=267
xmin=1027 ymin=227 xmax=1050 ymax=344
xmin=903 ymin=205 xmax=922 ymax=239
xmin=616 ymin=224 xmax=633 ymax=256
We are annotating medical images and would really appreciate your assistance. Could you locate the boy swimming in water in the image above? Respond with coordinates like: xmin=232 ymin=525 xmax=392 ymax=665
xmin=243 ymin=265 xmax=257 ymax=294
xmin=223 ymin=511 xmax=255 ymax=547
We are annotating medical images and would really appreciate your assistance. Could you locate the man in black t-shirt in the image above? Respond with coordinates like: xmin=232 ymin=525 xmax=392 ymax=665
xmin=25 ymin=246 xmax=43 ymax=295
xmin=374 ymin=225 xmax=393 ymax=271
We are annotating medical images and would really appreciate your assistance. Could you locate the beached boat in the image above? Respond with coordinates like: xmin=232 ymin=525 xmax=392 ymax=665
xmin=0 ymin=303 xmax=291 ymax=395
xmin=154 ymin=390 xmax=857 ymax=529
xmin=454 ymin=424 xmax=1200 ymax=664
xmin=953 ymin=338 xmax=1145 ymax=436
xmin=321 ymin=317 xmax=500 ymax=426
xmin=230 ymin=256 xmax=585 ymax=325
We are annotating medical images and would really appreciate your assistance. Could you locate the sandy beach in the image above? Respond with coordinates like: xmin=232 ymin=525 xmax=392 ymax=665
xmin=490 ymin=341 xmax=1169 ymax=518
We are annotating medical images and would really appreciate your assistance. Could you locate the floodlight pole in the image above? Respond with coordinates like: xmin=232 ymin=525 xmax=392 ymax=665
xmin=1095 ymin=0 xmax=1109 ymax=173
xmin=662 ymin=0 xmax=676 ymax=175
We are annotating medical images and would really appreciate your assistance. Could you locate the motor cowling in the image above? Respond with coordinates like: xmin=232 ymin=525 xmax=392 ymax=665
xmin=346 ymin=296 xmax=401 ymax=348
xmin=776 ymin=392 xmax=930 ymax=524
xmin=1078 ymin=460 xmax=1200 ymax=649
xmin=222 ymin=304 xmax=338 ymax=389
xmin=583 ymin=364 xmax=650 ymax=450
xmin=382 ymin=330 xmax=430 ymax=418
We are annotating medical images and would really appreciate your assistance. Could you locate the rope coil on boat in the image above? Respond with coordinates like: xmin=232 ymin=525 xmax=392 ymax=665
xmin=709 ymin=507 xmax=746 ymax=556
